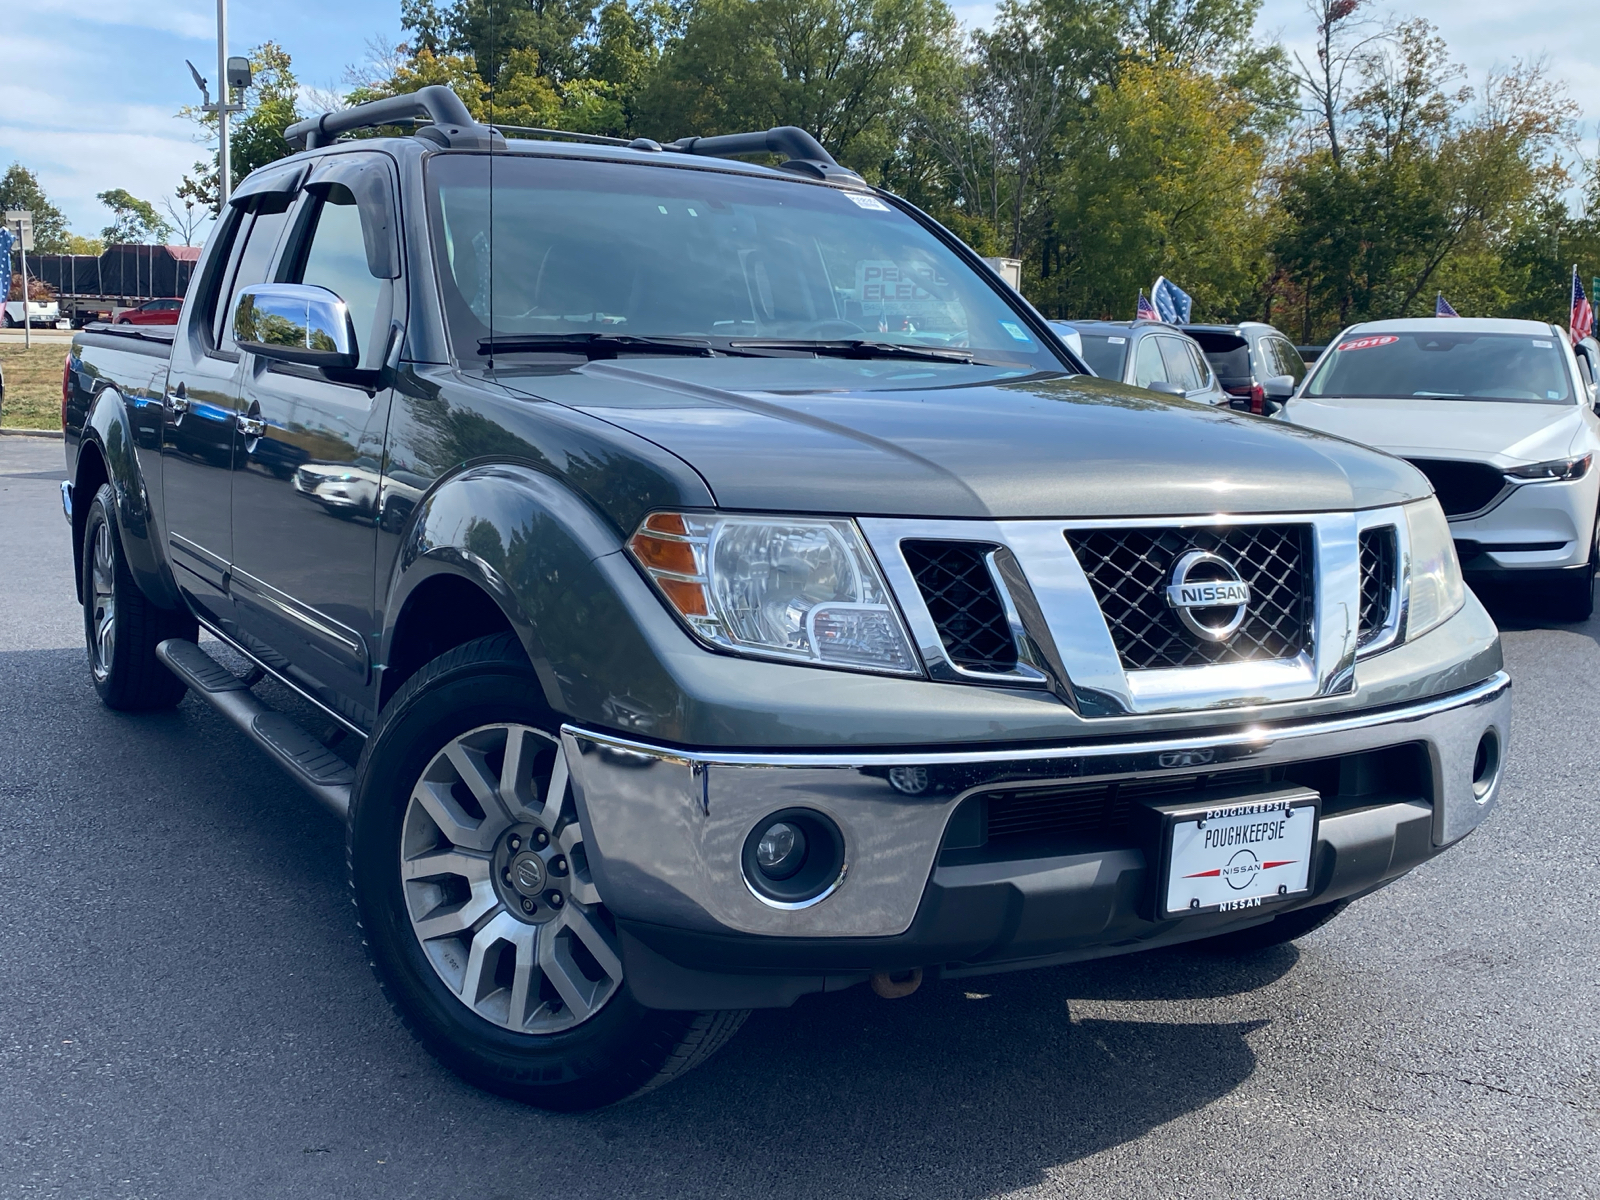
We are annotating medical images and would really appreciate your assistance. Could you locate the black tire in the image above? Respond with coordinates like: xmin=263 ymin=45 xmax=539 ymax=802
xmin=81 ymin=483 xmax=197 ymax=710
xmin=1195 ymin=899 xmax=1349 ymax=954
xmin=348 ymin=633 xmax=747 ymax=1110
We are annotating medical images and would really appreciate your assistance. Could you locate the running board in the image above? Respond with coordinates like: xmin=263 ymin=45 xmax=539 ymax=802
xmin=156 ymin=639 xmax=353 ymax=820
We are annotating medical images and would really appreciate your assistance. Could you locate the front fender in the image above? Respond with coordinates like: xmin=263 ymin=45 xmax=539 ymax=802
xmin=78 ymin=385 xmax=182 ymax=610
xmin=379 ymin=463 xmax=690 ymax=729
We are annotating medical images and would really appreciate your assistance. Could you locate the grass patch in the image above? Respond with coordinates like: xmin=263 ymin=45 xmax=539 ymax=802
xmin=1 ymin=343 xmax=67 ymax=430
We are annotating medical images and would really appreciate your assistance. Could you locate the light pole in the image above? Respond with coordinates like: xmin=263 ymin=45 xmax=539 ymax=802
xmin=185 ymin=2 xmax=250 ymax=213
xmin=217 ymin=0 xmax=231 ymax=209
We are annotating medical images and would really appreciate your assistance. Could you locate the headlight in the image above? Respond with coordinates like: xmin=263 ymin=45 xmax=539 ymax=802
xmin=628 ymin=512 xmax=920 ymax=675
xmin=1404 ymin=498 xmax=1466 ymax=639
xmin=1504 ymin=453 xmax=1591 ymax=481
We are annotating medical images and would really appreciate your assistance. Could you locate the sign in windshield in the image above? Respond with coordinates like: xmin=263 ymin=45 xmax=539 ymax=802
xmin=1308 ymin=331 xmax=1573 ymax=404
xmin=426 ymin=155 xmax=1068 ymax=372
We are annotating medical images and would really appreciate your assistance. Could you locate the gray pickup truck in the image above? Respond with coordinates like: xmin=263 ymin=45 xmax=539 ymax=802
xmin=60 ymin=87 xmax=1510 ymax=1110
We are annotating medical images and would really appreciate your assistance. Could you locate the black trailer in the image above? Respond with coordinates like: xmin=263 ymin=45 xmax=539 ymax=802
xmin=20 ymin=244 xmax=201 ymax=326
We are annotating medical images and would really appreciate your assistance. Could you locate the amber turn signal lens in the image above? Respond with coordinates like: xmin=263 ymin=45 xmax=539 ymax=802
xmin=642 ymin=512 xmax=689 ymax=536
xmin=629 ymin=531 xmax=697 ymax=575
xmin=658 ymin=576 xmax=710 ymax=617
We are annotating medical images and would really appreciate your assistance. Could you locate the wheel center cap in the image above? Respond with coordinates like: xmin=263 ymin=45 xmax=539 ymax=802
xmin=509 ymin=852 xmax=546 ymax=897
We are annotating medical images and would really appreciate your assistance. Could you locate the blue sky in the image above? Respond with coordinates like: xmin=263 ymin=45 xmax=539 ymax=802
xmin=3 ymin=1 xmax=1595 ymax=237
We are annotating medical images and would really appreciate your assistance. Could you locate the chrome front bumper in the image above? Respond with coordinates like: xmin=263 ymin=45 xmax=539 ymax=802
xmin=562 ymin=671 xmax=1511 ymax=940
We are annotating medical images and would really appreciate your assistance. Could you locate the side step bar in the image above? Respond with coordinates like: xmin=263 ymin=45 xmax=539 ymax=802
xmin=156 ymin=639 xmax=353 ymax=820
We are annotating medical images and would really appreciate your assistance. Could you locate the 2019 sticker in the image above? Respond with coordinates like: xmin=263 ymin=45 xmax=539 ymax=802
xmin=1337 ymin=335 xmax=1400 ymax=352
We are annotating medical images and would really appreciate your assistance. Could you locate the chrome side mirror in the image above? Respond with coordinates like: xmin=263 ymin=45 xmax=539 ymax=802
xmin=1262 ymin=373 xmax=1297 ymax=401
xmin=1147 ymin=381 xmax=1187 ymax=398
xmin=233 ymin=283 xmax=357 ymax=369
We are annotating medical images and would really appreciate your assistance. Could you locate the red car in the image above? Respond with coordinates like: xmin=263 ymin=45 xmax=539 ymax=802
xmin=115 ymin=298 xmax=183 ymax=325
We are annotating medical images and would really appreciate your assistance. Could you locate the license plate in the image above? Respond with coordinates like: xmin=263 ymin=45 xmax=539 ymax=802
xmin=1159 ymin=788 xmax=1317 ymax=918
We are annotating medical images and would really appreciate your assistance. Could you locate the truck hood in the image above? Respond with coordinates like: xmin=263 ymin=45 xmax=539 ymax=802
xmin=497 ymin=359 xmax=1428 ymax=519
xmin=1285 ymin=395 xmax=1587 ymax=467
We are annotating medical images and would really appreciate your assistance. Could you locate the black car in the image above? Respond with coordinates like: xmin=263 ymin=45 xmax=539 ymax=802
xmin=1180 ymin=322 xmax=1306 ymax=413
xmin=1053 ymin=318 xmax=1227 ymax=405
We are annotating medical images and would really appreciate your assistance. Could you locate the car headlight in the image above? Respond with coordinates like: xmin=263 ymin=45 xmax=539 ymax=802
xmin=1404 ymin=498 xmax=1466 ymax=639
xmin=1504 ymin=453 xmax=1591 ymax=481
xmin=628 ymin=512 xmax=921 ymax=675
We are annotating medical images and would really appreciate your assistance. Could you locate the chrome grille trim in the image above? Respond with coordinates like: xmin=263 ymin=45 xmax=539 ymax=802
xmin=864 ymin=508 xmax=1411 ymax=716
xmin=1066 ymin=523 xmax=1314 ymax=669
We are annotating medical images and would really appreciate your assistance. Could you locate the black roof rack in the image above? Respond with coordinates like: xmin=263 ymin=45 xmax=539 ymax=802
xmin=284 ymin=85 xmax=502 ymax=151
xmin=284 ymin=89 xmax=860 ymax=181
xmin=664 ymin=128 xmax=859 ymax=180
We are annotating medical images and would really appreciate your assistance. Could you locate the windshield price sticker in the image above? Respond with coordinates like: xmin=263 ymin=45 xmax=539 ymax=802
xmin=1163 ymin=797 xmax=1315 ymax=917
xmin=1336 ymin=334 xmax=1400 ymax=352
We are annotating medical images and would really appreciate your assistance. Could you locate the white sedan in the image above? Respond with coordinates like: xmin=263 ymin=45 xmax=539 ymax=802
xmin=1285 ymin=317 xmax=1600 ymax=619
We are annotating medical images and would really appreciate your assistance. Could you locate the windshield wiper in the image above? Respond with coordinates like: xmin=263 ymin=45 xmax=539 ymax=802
xmin=478 ymin=333 xmax=759 ymax=359
xmin=728 ymin=338 xmax=976 ymax=364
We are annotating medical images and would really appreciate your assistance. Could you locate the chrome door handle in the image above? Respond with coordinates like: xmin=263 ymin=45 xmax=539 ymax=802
xmin=166 ymin=384 xmax=188 ymax=415
xmin=236 ymin=413 xmax=265 ymax=438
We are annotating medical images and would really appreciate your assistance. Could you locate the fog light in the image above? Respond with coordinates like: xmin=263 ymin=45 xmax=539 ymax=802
xmin=1472 ymin=730 xmax=1500 ymax=802
xmin=741 ymin=809 xmax=846 ymax=906
xmin=756 ymin=821 xmax=807 ymax=879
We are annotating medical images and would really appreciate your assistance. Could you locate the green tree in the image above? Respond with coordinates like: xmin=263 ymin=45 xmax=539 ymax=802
xmin=0 ymin=163 xmax=72 ymax=253
xmin=179 ymin=42 xmax=303 ymax=210
xmin=1274 ymin=20 xmax=1577 ymax=337
xmin=637 ymin=0 xmax=959 ymax=172
xmin=97 ymin=189 xmax=173 ymax=244
xmin=1046 ymin=59 xmax=1270 ymax=319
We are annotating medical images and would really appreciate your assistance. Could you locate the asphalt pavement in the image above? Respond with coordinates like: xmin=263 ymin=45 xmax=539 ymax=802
xmin=1 ymin=433 xmax=1596 ymax=1199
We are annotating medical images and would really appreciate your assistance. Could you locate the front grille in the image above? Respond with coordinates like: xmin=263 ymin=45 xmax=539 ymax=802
xmin=967 ymin=770 xmax=1268 ymax=848
xmin=1405 ymin=458 xmax=1505 ymax=516
xmin=942 ymin=745 xmax=1429 ymax=859
xmin=902 ymin=540 xmax=1018 ymax=672
xmin=1066 ymin=524 xmax=1314 ymax=670
xmin=1358 ymin=526 xmax=1398 ymax=645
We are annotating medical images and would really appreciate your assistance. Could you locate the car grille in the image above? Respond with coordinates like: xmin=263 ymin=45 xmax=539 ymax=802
xmin=1066 ymin=524 xmax=1314 ymax=670
xmin=901 ymin=540 xmax=1018 ymax=673
xmin=1358 ymin=526 xmax=1398 ymax=645
xmin=975 ymin=771 xmax=1267 ymax=846
xmin=1404 ymin=458 xmax=1506 ymax=516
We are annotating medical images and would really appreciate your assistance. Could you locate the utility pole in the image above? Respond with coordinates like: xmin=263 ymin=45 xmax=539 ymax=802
xmin=217 ymin=0 xmax=231 ymax=209
xmin=187 ymin=5 xmax=250 ymax=216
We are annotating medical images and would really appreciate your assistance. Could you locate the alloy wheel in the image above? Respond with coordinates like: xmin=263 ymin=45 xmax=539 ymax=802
xmin=88 ymin=520 xmax=117 ymax=683
xmin=400 ymin=723 xmax=622 ymax=1035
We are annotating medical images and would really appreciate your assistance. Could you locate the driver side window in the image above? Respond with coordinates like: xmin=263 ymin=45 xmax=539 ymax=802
xmin=1133 ymin=337 xmax=1166 ymax=388
xmin=288 ymin=185 xmax=388 ymax=369
xmin=1158 ymin=337 xmax=1203 ymax=392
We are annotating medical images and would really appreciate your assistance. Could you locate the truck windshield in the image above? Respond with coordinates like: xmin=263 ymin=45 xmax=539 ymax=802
xmin=426 ymin=154 xmax=1067 ymax=371
xmin=1307 ymin=331 xmax=1574 ymax=404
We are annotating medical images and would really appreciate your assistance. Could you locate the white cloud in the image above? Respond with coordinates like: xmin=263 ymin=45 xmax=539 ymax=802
xmin=25 ymin=0 xmax=214 ymax=42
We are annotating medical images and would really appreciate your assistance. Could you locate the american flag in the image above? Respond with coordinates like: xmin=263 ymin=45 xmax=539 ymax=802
xmin=1136 ymin=291 xmax=1158 ymax=321
xmin=1435 ymin=293 xmax=1460 ymax=318
xmin=1571 ymin=267 xmax=1593 ymax=343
